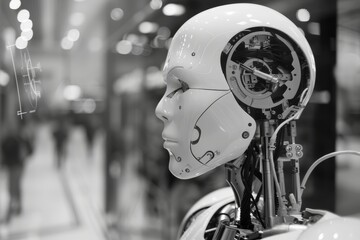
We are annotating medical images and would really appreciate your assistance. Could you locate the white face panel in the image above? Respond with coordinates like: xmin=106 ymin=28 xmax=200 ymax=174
xmin=155 ymin=68 xmax=255 ymax=179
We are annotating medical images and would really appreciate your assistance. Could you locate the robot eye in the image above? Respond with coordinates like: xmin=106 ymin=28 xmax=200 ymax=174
xmin=166 ymin=79 xmax=189 ymax=98
xmin=179 ymin=79 xmax=189 ymax=92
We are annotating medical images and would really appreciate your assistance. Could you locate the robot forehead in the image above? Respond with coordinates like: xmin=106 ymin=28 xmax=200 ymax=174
xmin=163 ymin=3 xmax=309 ymax=74
xmin=163 ymin=67 xmax=230 ymax=90
xmin=163 ymin=26 xmax=213 ymax=77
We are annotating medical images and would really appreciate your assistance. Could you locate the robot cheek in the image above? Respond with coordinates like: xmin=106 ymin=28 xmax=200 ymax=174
xmin=190 ymin=125 xmax=201 ymax=144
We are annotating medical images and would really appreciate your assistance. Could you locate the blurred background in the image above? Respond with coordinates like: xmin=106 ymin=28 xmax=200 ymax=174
xmin=0 ymin=0 xmax=359 ymax=239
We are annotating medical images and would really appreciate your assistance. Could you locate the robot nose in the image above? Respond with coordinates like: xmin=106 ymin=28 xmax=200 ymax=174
xmin=155 ymin=100 xmax=170 ymax=122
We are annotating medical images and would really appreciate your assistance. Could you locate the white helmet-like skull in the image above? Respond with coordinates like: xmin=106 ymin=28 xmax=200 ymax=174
xmin=155 ymin=3 xmax=315 ymax=179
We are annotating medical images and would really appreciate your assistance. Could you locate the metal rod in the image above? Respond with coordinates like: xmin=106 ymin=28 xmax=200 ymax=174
xmin=239 ymin=63 xmax=279 ymax=84
xmin=260 ymin=121 xmax=275 ymax=228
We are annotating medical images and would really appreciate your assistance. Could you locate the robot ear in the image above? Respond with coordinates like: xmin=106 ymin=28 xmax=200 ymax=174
xmin=221 ymin=27 xmax=312 ymax=121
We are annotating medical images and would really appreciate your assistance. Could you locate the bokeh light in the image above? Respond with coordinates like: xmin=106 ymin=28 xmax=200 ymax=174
xmin=150 ymin=0 xmax=163 ymax=10
xmin=9 ymin=0 xmax=21 ymax=10
xmin=138 ymin=21 xmax=159 ymax=34
xmin=70 ymin=12 xmax=85 ymax=26
xmin=111 ymin=8 xmax=124 ymax=21
xmin=296 ymin=8 xmax=311 ymax=22
xmin=162 ymin=3 xmax=185 ymax=16
xmin=20 ymin=19 xmax=33 ymax=31
xmin=63 ymin=85 xmax=82 ymax=100
xmin=116 ymin=40 xmax=132 ymax=54
xmin=17 ymin=9 xmax=30 ymax=22
xmin=15 ymin=36 xmax=28 ymax=49
xmin=61 ymin=37 xmax=74 ymax=50
xmin=21 ymin=29 xmax=34 ymax=41
xmin=67 ymin=29 xmax=80 ymax=42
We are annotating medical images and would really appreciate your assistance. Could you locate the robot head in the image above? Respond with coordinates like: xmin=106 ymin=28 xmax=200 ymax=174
xmin=155 ymin=3 xmax=315 ymax=179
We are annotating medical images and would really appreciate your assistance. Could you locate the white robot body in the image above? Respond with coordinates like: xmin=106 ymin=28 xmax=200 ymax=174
xmin=177 ymin=188 xmax=358 ymax=240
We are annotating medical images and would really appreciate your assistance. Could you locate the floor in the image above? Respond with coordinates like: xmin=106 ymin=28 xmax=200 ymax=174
xmin=0 ymin=123 xmax=107 ymax=240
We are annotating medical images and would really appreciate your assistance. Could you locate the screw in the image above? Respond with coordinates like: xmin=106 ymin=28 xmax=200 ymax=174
xmin=176 ymin=157 xmax=182 ymax=162
xmin=185 ymin=168 xmax=190 ymax=173
xmin=295 ymin=145 xmax=302 ymax=151
xmin=191 ymin=52 xmax=196 ymax=56
xmin=286 ymin=145 xmax=292 ymax=152
xmin=286 ymin=152 xmax=293 ymax=158
xmin=242 ymin=131 xmax=250 ymax=139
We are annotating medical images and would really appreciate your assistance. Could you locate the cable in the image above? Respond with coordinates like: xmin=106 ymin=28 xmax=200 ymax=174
xmin=250 ymin=194 xmax=266 ymax=228
xmin=299 ymin=88 xmax=309 ymax=104
xmin=269 ymin=149 xmax=287 ymax=215
xmin=268 ymin=119 xmax=296 ymax=215
xmin=266 ymin=88 xmax=310 ymax=213
xmin=300 ymin=150 xmax=360 ymax=199
xmin=240 ymin=148 xmax=255 ymax=229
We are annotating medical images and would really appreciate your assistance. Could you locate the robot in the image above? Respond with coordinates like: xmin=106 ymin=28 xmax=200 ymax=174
xmin=155 ymin=3 xmax=360 ymax=240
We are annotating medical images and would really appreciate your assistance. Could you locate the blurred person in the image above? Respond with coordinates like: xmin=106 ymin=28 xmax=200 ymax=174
xmin=52 ymin=117 xmax=69 ymax=169
xmin=1 ymin=122 xmax=33 ymax=222
xmin=83 ymin=116 xmax=97 ymax=160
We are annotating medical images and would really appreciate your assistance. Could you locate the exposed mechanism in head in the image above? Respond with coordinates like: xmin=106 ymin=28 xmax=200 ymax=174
xmin=208 ymin=27 xmax=314 ymax=238
xmin=221 ymin=27 xmax=310 ymax=121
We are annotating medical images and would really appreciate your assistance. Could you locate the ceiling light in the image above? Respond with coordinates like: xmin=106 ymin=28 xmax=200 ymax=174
xmin=70 ymin=12 xmax=85 ymax=26
xmin=61 ymin=37 xmax=74 ymax=50
xmin=20 ymin=19 xmax=33 ymax=31
xmin=0 ymin=70 xmax=10 ymax=86
xmin=296 ymin=9 xmax=310 ymax=22
xmin=15 ymin=36 xmax=28 ymax=49
xmin=152 ymin=35 xmax=167 ymax=48
xmin=17 ymin=9 xmax=30 ymax=22
xmin=111 ymin=8 xmax=124 ymax=21
xmin=157 ymin=26 xmax=171 ymax=38
xmin=137 ymin=35 xmax=148 ymax=45
xmin=83 ymin=99 xmax=96 ymax=113
xmin=162 ymin=4 xmax=185 ymax=16
xmin=63 ymin=85 xmax=81 ymax=101
xmin=138 ymin=21 xmax=159 ymax=34
xmin=9 ymin=0 xmax=21 ymax=10
xmin=131 ymin=45 xmax=144 ymax=55
xmin=150 ymin=0 xmax=162 ymax=10
xmin=116 ymin=40 xmax=132 ymax=54
xmin=67 ymin=29 xmax=80 ymax=42
xmin=21 ymin=29 xmax=33 ymax=41
xmin=126 ymin=34 xmax=139 ymax=44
